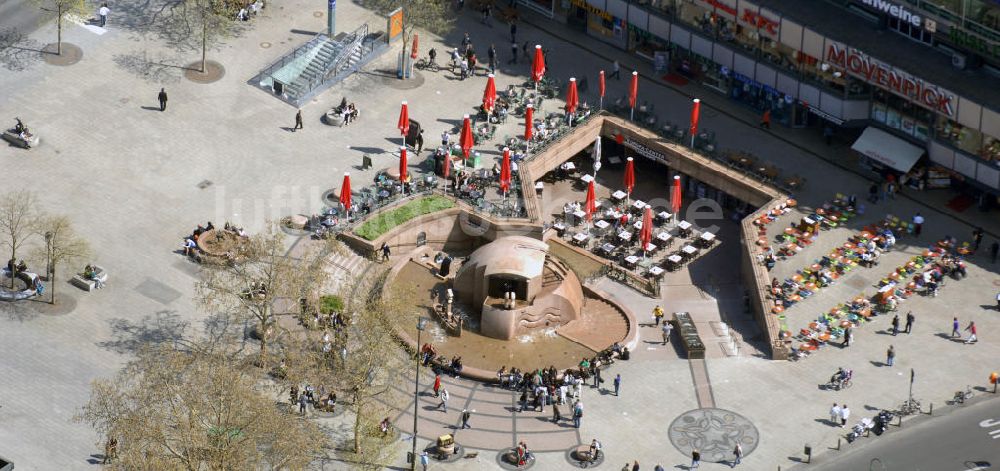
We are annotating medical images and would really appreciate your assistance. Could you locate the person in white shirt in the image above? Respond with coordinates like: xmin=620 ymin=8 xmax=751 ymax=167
xmin=912 ymin=212 xmax=924 ymax=236
xmin=98 ymin=4 xmax=110 ymax=27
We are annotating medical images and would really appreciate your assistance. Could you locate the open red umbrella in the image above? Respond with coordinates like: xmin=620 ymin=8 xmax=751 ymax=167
xmin=410 ymin=34 xmax=419 ymax=59
xmin=339 ymin=173 xmax=352 ymax=211
xmin=565 ymin=77 xmax=579 ymax=115
xmin=500 ymin=147 xmax=511 ymax=195
xmin=459 ymin=114 xmax=474 ymax=161
xmin=584 ymin=180 xmax=596 ymax=223
xmin=399 ymin=146 xmax=408 ymax=183
xmin=689 ymin=98 xmax=701 ymax=148
xmin=624 ymin=157 xmax=635 ymax=198
xmin=524 ymin=104 xmax=534 ymax=151
xmin=483 ymin=74 xmax=497 ymax=113
xmin=397 ymin=101 xmax=410 ymax=147
xmin=598 ymin=70 xmax=606 ymax=110
xmin=629 ymin=71 xmax=638 ymax=120
xmin=640 ymin=206 xmax=653 ymax=252
xmin=671 ymin=175 xmax=682 ymax=215
xmin=531 ymin=45 xmax=545 ymax=85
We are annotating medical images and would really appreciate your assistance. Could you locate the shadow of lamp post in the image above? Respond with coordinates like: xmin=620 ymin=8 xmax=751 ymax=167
xmin=411 ymin=317 xmax=429 ymax=470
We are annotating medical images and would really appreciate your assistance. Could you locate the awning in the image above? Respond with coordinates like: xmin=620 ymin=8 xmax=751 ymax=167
xmin=851 ymin=127 xmax=924 ymax=173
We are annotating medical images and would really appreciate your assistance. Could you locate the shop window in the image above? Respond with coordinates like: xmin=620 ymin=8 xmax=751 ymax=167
xmin=887 ymin=17 xmax=933 ymax=45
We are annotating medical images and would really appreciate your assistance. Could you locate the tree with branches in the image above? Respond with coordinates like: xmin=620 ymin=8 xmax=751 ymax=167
xmin=29 ymin=0 xmax=88 ymax=55
xmin=76 ymin=344 xmax=321 ymax=469
xmin=362 ymin=0 xmax=453 ymax=79
xmin=197 ymin=225 xmax=332 ymax=367
xmin=0 ymin=190 xmax=40 ymax=288
xmin=145 ymin=0 xmax=240 ymax=73
xmin=33 ymin=215 xmax=91 ymax=304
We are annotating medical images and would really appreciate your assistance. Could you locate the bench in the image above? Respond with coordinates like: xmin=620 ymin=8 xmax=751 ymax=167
xmin=72 ymin=265 xmax=108 ymax=292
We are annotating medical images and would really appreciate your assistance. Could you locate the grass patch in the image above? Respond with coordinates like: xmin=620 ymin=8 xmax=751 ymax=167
xmin=354 ymin=196 xmax=454 ymax=240
xmin=547 ymin=240 xmax=607 ymax=281
xmin=318 ymin=295 xmax=344 ymax=315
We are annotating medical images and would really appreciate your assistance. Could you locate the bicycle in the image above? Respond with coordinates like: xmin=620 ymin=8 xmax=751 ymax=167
xmin=953 ymin=385 xmax=973 ymax=405
xmin=415 ymin=57 xmax=439 ymax=72
xmin=895 ymin=398 xmax=921 ymax=416
xmin=826 ymin=377 xmax=853 ymax=391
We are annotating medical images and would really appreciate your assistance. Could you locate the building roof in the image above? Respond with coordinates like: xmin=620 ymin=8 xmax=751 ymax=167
xmin=755 ymin=0 xmax=1000 ymax=112
xmin=460 ymin=236 xmax=547 ymax=280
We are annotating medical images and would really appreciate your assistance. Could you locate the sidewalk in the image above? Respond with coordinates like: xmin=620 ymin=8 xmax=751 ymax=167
xmin=516 ymin=11 xmax=1000 ymax=241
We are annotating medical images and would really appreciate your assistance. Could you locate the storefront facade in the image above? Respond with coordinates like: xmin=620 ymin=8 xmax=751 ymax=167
xmin=527 ymin=0 xmax=1000 ymax=199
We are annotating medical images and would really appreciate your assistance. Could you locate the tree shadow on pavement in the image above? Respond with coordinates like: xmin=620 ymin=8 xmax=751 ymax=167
xmin=97 ymin=310 xmax=189 ymax=354
xmin=112 ymin=51 xmax=184 ymax=84
xmin=0 ymin=28 xmax=43 ymax=72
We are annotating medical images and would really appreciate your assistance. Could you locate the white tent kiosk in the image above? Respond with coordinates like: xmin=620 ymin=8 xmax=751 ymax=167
xmin=851 ymin=127 xmax=925 ymax=174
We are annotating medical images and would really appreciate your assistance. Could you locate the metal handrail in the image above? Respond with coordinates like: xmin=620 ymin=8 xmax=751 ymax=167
xmin=253 ymin=33 xmax=325 ymax=84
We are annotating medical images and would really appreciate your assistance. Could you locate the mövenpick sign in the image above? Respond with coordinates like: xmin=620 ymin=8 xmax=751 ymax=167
xmin=861 ymin=0 xmax=923 ymax=27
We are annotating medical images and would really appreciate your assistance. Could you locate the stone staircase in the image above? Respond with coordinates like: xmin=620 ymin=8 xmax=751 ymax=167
xmin=556 ymin=297 xmax=629 ymax=351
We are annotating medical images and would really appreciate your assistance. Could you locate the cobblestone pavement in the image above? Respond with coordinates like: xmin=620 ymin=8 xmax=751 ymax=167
xmin=2 ymin=1 xmax=1000 ymax=470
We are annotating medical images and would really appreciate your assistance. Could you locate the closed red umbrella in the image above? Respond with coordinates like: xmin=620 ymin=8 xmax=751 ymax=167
xmin=624 ymin=157 xmax=635 ymax=199
xmin=483 ymin=74 xmax=497 ymax=113
xmin=459 ymin=114 xmax=474 ymax=161
xmin=531 ymin=45 xmax=545 ymax=85
xmin=524 ymin=104 xmax=534 ymax=151
xmin=598 ymin=70 xmax=606 ymax=110
xmin=410 ymin=34 xmax=419 ymax=59
xmin=671 ymin=175 xmax=682 ymax=215
xmin=397 ymin=101 xmax=410 ymax=147
xmin=500 ymin=147 xmax=511 ymax=195
xmin=399 ymin=146 xmax=408 ymax=183
xmin=629 ymin=71 xmax=638 ymax=120
xmin=442 ymin=152 xmax=450 ymax=181
xmin=565 ymin=77 xmax=579 ymax=115
xmin=584 ymin=180 xmax=596 ymax=223
xmin=339 ymin=172 xmax=352 ymax=212
xmin=640 ymin=206 xmax=653 ymax=253
xmin=689 ymin=98 xmax=701 ymax=148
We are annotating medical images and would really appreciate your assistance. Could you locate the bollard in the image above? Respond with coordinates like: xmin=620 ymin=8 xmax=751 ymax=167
xmin=928 ymin=402 xmax=933 ymax=415
xmin=837 ymin=438 xmax=841 ymax=450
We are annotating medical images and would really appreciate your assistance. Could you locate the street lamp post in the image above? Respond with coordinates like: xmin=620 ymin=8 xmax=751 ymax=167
xmin=44 ymin=231 xmax=53 ymax=304
xmin=411 ymin=317 xmax=429 ymax=470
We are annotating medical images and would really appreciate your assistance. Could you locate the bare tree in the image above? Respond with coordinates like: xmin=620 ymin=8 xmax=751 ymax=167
xmin=362 ymin=0 xmax=453 ymax=79
xmin=28 ymin=0 xmax=88 ymax=55
xmin=76 ymin=344 xmax=321 ymax=469
xmin=197 ymin=225 xmax=331 ymax=367
xmin=156 ymin=0 xmax=240 ymax=73
xmin=0 ymin=191 xmax=40 ymax=288
xmin=33 ymin=215 xmax=91 ymax=304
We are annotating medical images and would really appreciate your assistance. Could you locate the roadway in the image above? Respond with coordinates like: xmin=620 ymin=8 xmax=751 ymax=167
xmin=805 ymin=396 xmax=1000 ymax=471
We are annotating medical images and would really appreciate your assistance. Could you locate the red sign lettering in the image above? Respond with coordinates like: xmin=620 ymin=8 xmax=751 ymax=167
xmin=826 ymin=44 xmax=954 ymax=117
xmin=740 ymin=10 xmax=779 ymax=36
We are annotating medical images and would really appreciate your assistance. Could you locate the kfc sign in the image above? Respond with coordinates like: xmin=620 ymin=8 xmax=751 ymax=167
xmin=826 ymin=44 xmax=955 ymax=116
xmin=698 ymin=0 xmax=779 ymax=35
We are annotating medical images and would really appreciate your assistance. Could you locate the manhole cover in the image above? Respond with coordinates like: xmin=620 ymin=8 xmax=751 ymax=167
xmin=260 ymin=42 xmax=271 ymax=48
xmin=313 ymin=11 xmax=323 ymax=17
xmin=668 ymin=408 xmax=759 ymax=463
xmin=197 ymin=180 xmax=213 ymax=189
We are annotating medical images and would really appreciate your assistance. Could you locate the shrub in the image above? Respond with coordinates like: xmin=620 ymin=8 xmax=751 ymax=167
xmin=354 ymin=196 xmax=454 ymax=240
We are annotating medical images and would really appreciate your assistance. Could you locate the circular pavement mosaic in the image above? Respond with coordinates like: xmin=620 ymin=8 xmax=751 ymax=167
xmin=667 ymin=408 xmax=759 ymax=463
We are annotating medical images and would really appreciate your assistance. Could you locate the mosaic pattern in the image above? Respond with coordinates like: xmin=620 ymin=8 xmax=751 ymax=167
xmin=668 ymin=408 xmax=759 ymax=462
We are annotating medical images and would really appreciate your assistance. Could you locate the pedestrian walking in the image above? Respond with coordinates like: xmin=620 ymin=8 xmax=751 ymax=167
xmin=509 ymin=41 xmax=518 ymax=64
xmin=690 ymin=449 xmax=701 ymax=468
xmin=868 ymin=182 xmax=879 ymax=203
xmin=98 ymin=3 xmax=110 ymax=27
xmin=840 ymin=404 xmax=850 ymax=428
xmin=973 ymin=227 xmax=984 ymax=251
xmin=460 ymin=59 xmax=469 ymax=80
xmin=294 ymin=109 xmax=303 ymax=131
xmin=487 ymin=44 xmax=497 ymax=74
xmin=829 ymin=403 xmax=841 ymax=425
xmin=613 ymin=374 xmax=621 ymax=396
xmin=965 ymin=321 xmax=978 ymax=344
xmin=157 ymin=88 xmax=168 ymax=111
xmin=433 ymin=373 xmax=441 ymax=397
xmin=952 ymin=317 xmax=961 ymax=337
xmin=573 ymin=401 xmax=583 ymax=428
xmin=461 ymin=32 xmax=471 ymax=51
xmin=662 ymin=322 xmax=673 ymax=345
xmin=842 ymin=326 xmax=852 ymax=347
xmin=552 ymin=402 xmax=561 ymax=422
xmin=886 ymin=345 xmax=895 ymax=367
xmin=519 ymin=389 xmax=528 ymax=412
xmin=759 ymin=109 xmax=771 ymax=129
xmin=298 ymin=392 xmax=308 ymax=415
xmin=891 ymin=314 xmax=900 ymax=336
xmin=991 ymin=241 xmax=999 ymax=263
xmin=380 ymin=242 xmax=391 ymax=261
xmin=415 ymin=130 xmax=424 ymax=153
xmin=731 ymin=443 xmax=743 ymax=468
xmin=419 ymin=451 xmax=429 ymax=471
xmin=652 ymin=305 xmax=664 ymax=325
xmin=905 ymin=311 xmax=915 ymax=334
xmin=823 ymin=125 xmax=833 ymax=146
xmin=522 ymin=41 xmax=529 ymax=62
xmin=912 ymin=212 xmax=924 ymax=236
xmin=509 ymin=21 xmax=517 ymax=43
xmin=610 ymin=60 xmax=621 ymax=79
xmin=593 ymin=366 xmax=602 ymax=387
xmin=460 ymin=409 xmax=471 ymax=429
xmin=632 ymin=460 xmax=640 ymax=471
xmin=438 ymin=388 xmax=449 ymax=411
